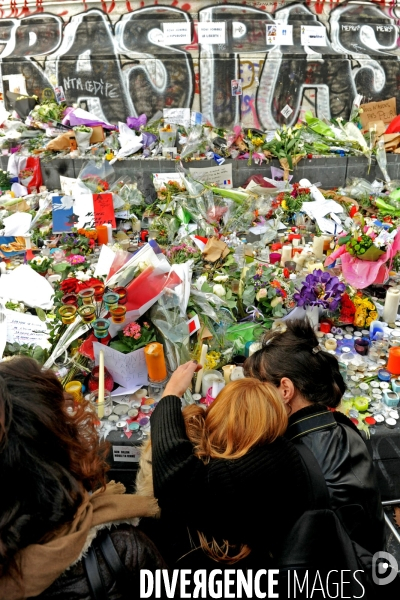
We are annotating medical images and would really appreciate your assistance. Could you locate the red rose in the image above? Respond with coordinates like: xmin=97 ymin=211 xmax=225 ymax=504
xmin=307 ymin=153 xmax=313 ymax=159
xmin=60 ymin=278 xmax=79 ymax=294
xmin=283 ymin=268 xmax=290 ymax=278
xmin=76 ymin=277 xmax=104 ymax=293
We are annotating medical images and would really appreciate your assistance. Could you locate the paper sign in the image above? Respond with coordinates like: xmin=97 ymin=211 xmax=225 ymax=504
xmin=113 ymin=445 xmax=141 ymax=462
xmin=52 ymin=195 xmax=75 ymax=233
xmin=163 ymin=21 xmax=191 ymax=45
xmin=231 ymin=79 xmax=242 ymax=96
xmin=198 ymin=22 xmax=226 ymax=44
xmin=163 ymin=108 xmax=191 ymax=127
xmin=301 ymin=25 xmax=326 ymax=46
xmin=3 ymin=212 xmax=32 ymax=236
xmin=281 ymin=104 xmax=293 ymax=119
xmin=266 ymin=24 xmax=293 ymax=45
xmin=6 ymin=309 xmax=48 ymax=347
xmin=189 ymin=163 xmax=233 ymax=188
xmin=93 ymin=343 xmax=148 ymax=389
xmin=360 ymin=98 xmax=397 ymax=129
xmin=152 ymin=172 xmax=184 ymax=191
xmin=191 ymin=111 xmax=203 ymax=126
xmin=60 ymin=175 xmax=79 ymax=196
xmin=72 ymin=193 xmax=116 ymax=230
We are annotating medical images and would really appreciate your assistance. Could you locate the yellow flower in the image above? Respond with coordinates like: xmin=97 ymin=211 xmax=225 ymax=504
xmin=369 ymin=311 xmax=378 ymax=320
xmin=366 ymin=318 xmax=373 ymax=326
xmin=281 ymin=200 xmax=288 ymax=211
xmin=365 ymin=301 xmax=375 ymax=310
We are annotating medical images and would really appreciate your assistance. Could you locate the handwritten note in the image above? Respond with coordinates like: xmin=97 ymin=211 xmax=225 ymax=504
xmin=6 ymin=309 xmax=49 ymax=347
xmin=93 ymin=343 xmax=148 ymax=389
xmin=163 ymin=108 xmax=191 ymax=128
xmin=189 ymin=163 xmax=233 ymax=188
xmin=360 ymin=98 xmax=397 ymax=129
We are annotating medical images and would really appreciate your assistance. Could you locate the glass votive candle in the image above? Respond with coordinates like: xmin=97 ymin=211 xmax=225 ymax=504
xmin=59 ymin=305 xmax=77 ymax=325
xmin=89 ymin=389 xmax=113 ymax=420
xmin=61 ymin=293 xmax=78 ymax=307
xmin=92 ymin=318 xmax=110 ymax=339
xmin=78 ymin=304 xmax=96 ymax=323
xmin=93 ymin=284 xmax=105 ymax=302
xmin=269 ymin=252 xmax=281 ymax=265
xmin=354 ymin=338 xmax=369 ymax=356
xmin=113 ymin=286 xmax=127 ymax=305
xmin=78 ymin=288 xmax=95 ymax=305
xmin=110 ymin=305 xmax=127 ymax=324
xmin=103 ymin=292 xmax=119 ymax=310
xmin=284 ymin=261 xmax=297 ymax=273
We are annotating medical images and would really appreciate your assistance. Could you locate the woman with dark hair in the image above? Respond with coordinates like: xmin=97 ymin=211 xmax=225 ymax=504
xmin=0 ymin=356 xmax=165 ymax=600
xmin=244 ymin=318 xmax=385 ymax=555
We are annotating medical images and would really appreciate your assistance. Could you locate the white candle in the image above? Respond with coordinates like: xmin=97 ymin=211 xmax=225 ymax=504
xmin=222 ymin=364 xmax=234 ymax=384
xmin=312 ymin=236 xmax=324 ymax=259
xmin=98 ymin=350 xmax=105 ymax=419
xmin=0 ymin=262 xmax=6 ymax=275
xmin=383 ymin=288 xmax=400 ymax=324
xmin=24 ymin=235 xmax=32 ymax=250
xmin=194 ymin=344 xmax=208 ymax=394
xmin=105 ymin=223 xmax=113 ymax=244
xmin=280 ymin=244 xmax=293 ymax=266
xmin=230 ymin=367 xmax=245 ymax=381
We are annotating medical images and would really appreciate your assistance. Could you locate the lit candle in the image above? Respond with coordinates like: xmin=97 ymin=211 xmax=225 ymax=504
xmin=195 ymin=344 xmax=208 ymax=394
xmin=98 ymin=349 xmax=105 ymax=419
xmin=383 ymin=288 xmax=400 ymax=324
xmin=312 ymin=236 xmax=324 ymax=259
xmin=105 ymin=223 xmax=113 ymax=244
xmin=144 ymin=342 xmax=167 ymax=383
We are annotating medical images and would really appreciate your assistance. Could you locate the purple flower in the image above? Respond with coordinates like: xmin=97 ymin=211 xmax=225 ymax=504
xmin=127 ymin=114 xmax=147 ymax=130
xmin=293 ymin=269 xmax=345 ymax=311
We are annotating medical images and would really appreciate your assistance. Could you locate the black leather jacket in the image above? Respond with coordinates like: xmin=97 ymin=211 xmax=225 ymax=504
xmin=286 ymin=404 xmax=386 ymax=555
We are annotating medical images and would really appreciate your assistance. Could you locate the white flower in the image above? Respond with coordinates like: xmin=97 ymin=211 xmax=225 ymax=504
xmin=75 ymin=271 xmax=90 ymax=281
xmin=213 ymin=284 xmax=226 ymax=298
xmin=275 ymin=132 xmax=281 ymax=142
xmin=195 ymin=275 xmax=208 ymax=290
xmin=271 ymin=296 xmax=283 ymax=308
xmin=33 ymin=256 xmax=44 ymax=266
xmin=214 ymin=274 xmax=228 ymax=282
xmin=256 ymin=288 xmax=267 ymax=300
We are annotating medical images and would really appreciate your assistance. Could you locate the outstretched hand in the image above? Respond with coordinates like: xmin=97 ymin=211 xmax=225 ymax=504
xmin=162 ymin=361 xmax=202 ymax=398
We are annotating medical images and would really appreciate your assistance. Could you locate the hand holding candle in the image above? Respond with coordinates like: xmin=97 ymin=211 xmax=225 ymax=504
xmin=162 ymin=361 xmax=203 ymax=398
xmin=98 ymin=349 xmax=105 ymax=419
xmin=194 ymin=344 xmax=208 ymax=394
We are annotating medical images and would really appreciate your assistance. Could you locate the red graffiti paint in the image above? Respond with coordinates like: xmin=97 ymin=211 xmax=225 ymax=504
xmin=181 ymin=3 xmax=191 ymax=10
xmin=171 ymin=0 xmax=179 ymax=6
xmin=125 ymin=0 xmax=132 ymax=10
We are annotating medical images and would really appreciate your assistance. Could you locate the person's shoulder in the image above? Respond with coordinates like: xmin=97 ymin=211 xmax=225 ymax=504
xmin=108 ymin=523 xmax=168 ymax=570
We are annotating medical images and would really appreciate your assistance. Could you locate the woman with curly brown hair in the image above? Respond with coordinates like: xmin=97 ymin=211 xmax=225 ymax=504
xmin=0 ymin=357 xmax=165 ymax=600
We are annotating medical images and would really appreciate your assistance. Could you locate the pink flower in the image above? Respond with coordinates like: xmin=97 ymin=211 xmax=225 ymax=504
xmin=123 ymin=322 xmax=141 ymax=338
xmin=66 ymin=254 xmax=86 ymax=265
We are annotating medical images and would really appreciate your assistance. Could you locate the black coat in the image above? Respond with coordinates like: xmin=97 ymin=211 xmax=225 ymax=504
xmin=34 ymin=524 xmax=167 ymax=600
xmin=149 ymin=395 xmax=310 ymax=567
xmin=286 ymin=404 xmax=386 ymax=554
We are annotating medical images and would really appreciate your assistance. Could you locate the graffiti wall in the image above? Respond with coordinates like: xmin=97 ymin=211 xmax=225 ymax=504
xmin=0 ymin=0 xmax=400 ymax=129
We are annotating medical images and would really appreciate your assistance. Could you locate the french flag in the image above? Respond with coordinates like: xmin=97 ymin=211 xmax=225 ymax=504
xmin=190 ymin=235 xmax=208 ymax=252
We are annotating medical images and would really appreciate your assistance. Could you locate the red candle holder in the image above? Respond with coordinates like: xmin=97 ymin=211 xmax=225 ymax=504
xmin=114 ymin=286 xmax=127 ymax=305
xmin=88 ymin=365 xmax=114 ymax=393
xmin=93 ymin=284 xmax=105 ymax=302
xmin=61 ymin=293 xmax=78 ymax=307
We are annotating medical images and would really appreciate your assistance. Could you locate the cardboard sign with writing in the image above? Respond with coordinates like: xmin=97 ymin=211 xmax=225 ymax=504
xmin=360 ymin=98 xmax=397 ymax=129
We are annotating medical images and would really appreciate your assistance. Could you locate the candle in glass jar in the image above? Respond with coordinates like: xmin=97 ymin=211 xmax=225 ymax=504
xmin=144 ymin=343 xmax=167 ymax=382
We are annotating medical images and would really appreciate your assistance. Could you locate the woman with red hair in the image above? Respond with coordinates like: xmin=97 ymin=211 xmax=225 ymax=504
xmin=0 ymin=357 xmax=165 ymax=600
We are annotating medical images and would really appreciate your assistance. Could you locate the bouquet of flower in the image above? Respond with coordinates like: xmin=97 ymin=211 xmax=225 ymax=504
xmin=352 ymin=293 xmax=378 ymax=328
xmin=344 ymin=219 xmax=395 ymax=261
xmin=241 ymin=263 xmax=295 ymax=320
xmin=19 ymin=167 xmax=34 ymax=187
xmin=166 ymin=243 xmax=201 ymax=265
xmin=30 ymin=99 xmax=66 ymax=124
xmin=73 ymin=125 xmax=93 ymax=153
xmin=80 ymin=174 xmax=109 ymax=193
xmin=293 ymin=270 xmax=346 ymax=310
xmin=110 ymin=321 xmax=156 ymax=354
xmin=276 ymin=183 xmax=312 ymax=219
xmin=0 ymin=170 xmax=11 ymax=189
